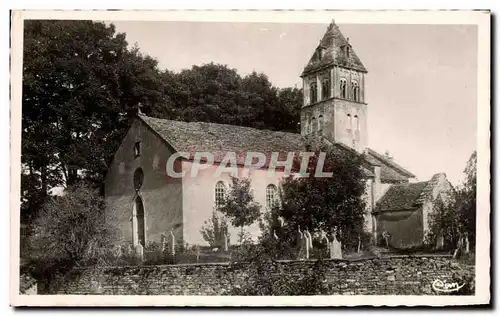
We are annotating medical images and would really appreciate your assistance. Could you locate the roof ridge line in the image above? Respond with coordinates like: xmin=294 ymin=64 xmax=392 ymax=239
xmin=138 ymin=115 xmax=181 ymax=154
xmin=149 ymin=115 xmax=301 ymax=136
xmin=366 ymin=148 xmax=416 ymax=178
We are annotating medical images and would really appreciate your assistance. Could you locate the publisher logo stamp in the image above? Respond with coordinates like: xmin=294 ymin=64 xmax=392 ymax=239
xmin=432 ymin=279 xmax=466 ymax=293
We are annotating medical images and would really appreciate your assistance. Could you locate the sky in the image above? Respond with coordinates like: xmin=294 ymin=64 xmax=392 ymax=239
xmin=110 ymin=21 xmax=478 ymax=186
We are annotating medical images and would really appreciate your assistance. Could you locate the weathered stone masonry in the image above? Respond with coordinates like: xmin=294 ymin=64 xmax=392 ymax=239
xmin=42 ymin=255 xmax=474 ymax=295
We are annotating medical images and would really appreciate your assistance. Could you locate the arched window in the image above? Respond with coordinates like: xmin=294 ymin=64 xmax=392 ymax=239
xmin=312 ymin=117 xmax=317 ymax=133
xmin=347 ymin=113 xmax=352 ymax=130
xmin=345 ymin=46 xmax=350 ymax=58
xmin=340 ymin=79 xmax=347 ymax=99
xmin=309 ymin=82 xmax=317 ymax=104
xmin=266 ymin=184 xmax=279 ymax=210
xmin=214 ymin=181 xmax=226 ymax=209
xmin=318 ymin=115 xmax=324 ymax=131
xmin=352 ymin=81 xmax=359 ymax=102
xmin=322 ymin=79 xmax=330 ymax=100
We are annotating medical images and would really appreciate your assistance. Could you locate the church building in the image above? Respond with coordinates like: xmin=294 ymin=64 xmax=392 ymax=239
xmin=104 ymin=21 xmax=453 ymax=250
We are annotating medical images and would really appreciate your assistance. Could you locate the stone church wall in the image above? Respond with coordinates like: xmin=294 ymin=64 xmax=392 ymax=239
xmin=105 ymin=120 xmax=184 ymax=246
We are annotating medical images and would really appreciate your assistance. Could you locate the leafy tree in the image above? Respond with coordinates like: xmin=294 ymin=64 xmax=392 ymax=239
xmin=426 ymin=197 xmax=460 ymax=249
xmin=426 ymin=151 xmax=477 ymax=251
xmin=273 ymin=144 xmax=368 ymax=251
xmin=200 ymin=209 xmax=230 ymax=248
xmin=218 ymin=176 xmax=261 ymax=243
xmin=275 ymin=87 xmax=303 ymax=133
xmin=25 ymin=182 xmax=119 ymax=280
xmin=22 ymin=20 xmax=166 ymax=218
xmin=460 ymin=151 xmax=477 ymax=246
xmin=162 ymin=66 xmax=303 ymax=132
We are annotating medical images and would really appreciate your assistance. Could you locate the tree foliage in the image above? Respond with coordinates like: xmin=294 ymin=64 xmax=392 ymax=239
xmin=427 ymin=151 xmax=477 ymax=250
xmin=22 ymin=20 xmax=167 ymax=218
xmin=218 ymin=176 xmax=262 ymax=242
xmin=270 ymin=145 xmax=368 ymax=251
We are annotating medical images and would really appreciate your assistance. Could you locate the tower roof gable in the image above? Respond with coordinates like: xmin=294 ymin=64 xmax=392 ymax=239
xmin=301 ymin=20 xmax=367 ymax=77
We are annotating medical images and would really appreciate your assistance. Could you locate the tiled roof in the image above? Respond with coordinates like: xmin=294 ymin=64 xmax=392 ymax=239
xmin=139 ymin=115 xmax=306 ymax=165
xmin=364 ymin=148 xmax=416 ymax=180
xmin=375 ymin=181 xmax=429 ymax=212
xmin=374 ymin=173 xmax=448 ymax=213
xmin=139 ymin=115 xmax=413 ymax=181
xmin=302 ymin=20 xmax=367 ymax=77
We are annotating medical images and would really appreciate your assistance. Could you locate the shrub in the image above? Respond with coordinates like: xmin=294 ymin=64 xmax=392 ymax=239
xmin=26 ymin=183 xmax=119 ymax=280
xmin=200 ymin=209 xmax=230 ymax=248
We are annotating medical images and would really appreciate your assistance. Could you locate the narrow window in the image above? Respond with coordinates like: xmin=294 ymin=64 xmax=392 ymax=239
xmin=312 ymin=117 xmax=317 ymax=133
xmin=340 ymin=79 xmax=347 ymax=99
xmin=308 ymin=116 xmax=312 ymax=134
xmin=134 ymin=141 xmax=141 ymax=158
xmin=354 ymin=115 xmax=359 ymax=131
xmin=347 ymin=113 xmax=352 ymax=130
xmin=345 ymin=46 xmax=350 ymax=58
xmin=266 ymin=184 xmax=279 ymax=210
xmin=318 ymin=115 xmax=324 ymax=131
xmin=322 ymin=79 xmax=330 ymax=100
xmin=352 ymin=81 xmax=359 ymax=102
xmin=309 ymin=83 xmax=317 ymax=104
xmin=215 ymin=181 xmax=226 ymax=209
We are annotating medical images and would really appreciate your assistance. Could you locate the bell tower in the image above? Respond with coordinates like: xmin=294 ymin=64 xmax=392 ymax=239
xmin=300 ymin=20 xmax=368 ymax=152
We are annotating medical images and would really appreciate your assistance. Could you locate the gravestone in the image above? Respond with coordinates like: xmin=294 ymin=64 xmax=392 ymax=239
xmin=135 ymin=243 xmax=144 ymax=260
xmin=330 ymin=235 xmax=342 ymax=259
xmin=223 ymin=232 xmax=229 ymax=252
xmin=161 ymin=233 xmax=167 ymax=252
xmin=296 ymin=227 xmax=306 ymax=260
xmin=170 ymin=231 xmax=175 ymax=255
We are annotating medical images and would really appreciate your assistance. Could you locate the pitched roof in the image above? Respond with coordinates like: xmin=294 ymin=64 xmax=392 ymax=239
xmin=415 ymin=173 xmax=446 ymax=204
xmin=374 ymin=173 xmax=448 ymax=213
xmin=364 ymin=148 xmax=416 ymax=180
xmin=301 ymin=20 xmax=367 ymax=77
xmin=139 ymin=115 xmax=306 ymax=165
xmin=375 ymin=181 xmax=429 ymax=212
xmin=138 ymin=115 xmax=413 ymax=181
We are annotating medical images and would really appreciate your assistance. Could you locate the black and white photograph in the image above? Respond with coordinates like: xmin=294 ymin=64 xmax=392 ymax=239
xmin=10 ymin=10 xmax=490 ymax=306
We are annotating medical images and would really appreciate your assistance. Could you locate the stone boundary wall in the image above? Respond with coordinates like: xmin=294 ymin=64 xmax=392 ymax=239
xmin=42 ymin=255 xmax=475 ymax=295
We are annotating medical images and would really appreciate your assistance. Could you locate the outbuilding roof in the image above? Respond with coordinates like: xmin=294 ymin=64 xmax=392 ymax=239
xmin=374 ymin=173 xmax=448 ymax=213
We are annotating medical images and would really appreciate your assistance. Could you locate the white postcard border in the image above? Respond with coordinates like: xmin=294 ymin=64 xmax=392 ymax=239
xmin=10 ymin=9 xmax=491 ymax=306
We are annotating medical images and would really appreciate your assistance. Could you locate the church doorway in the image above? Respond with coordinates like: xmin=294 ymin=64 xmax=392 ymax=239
xmin=133 ymin=195 xmax=146 ymax=247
